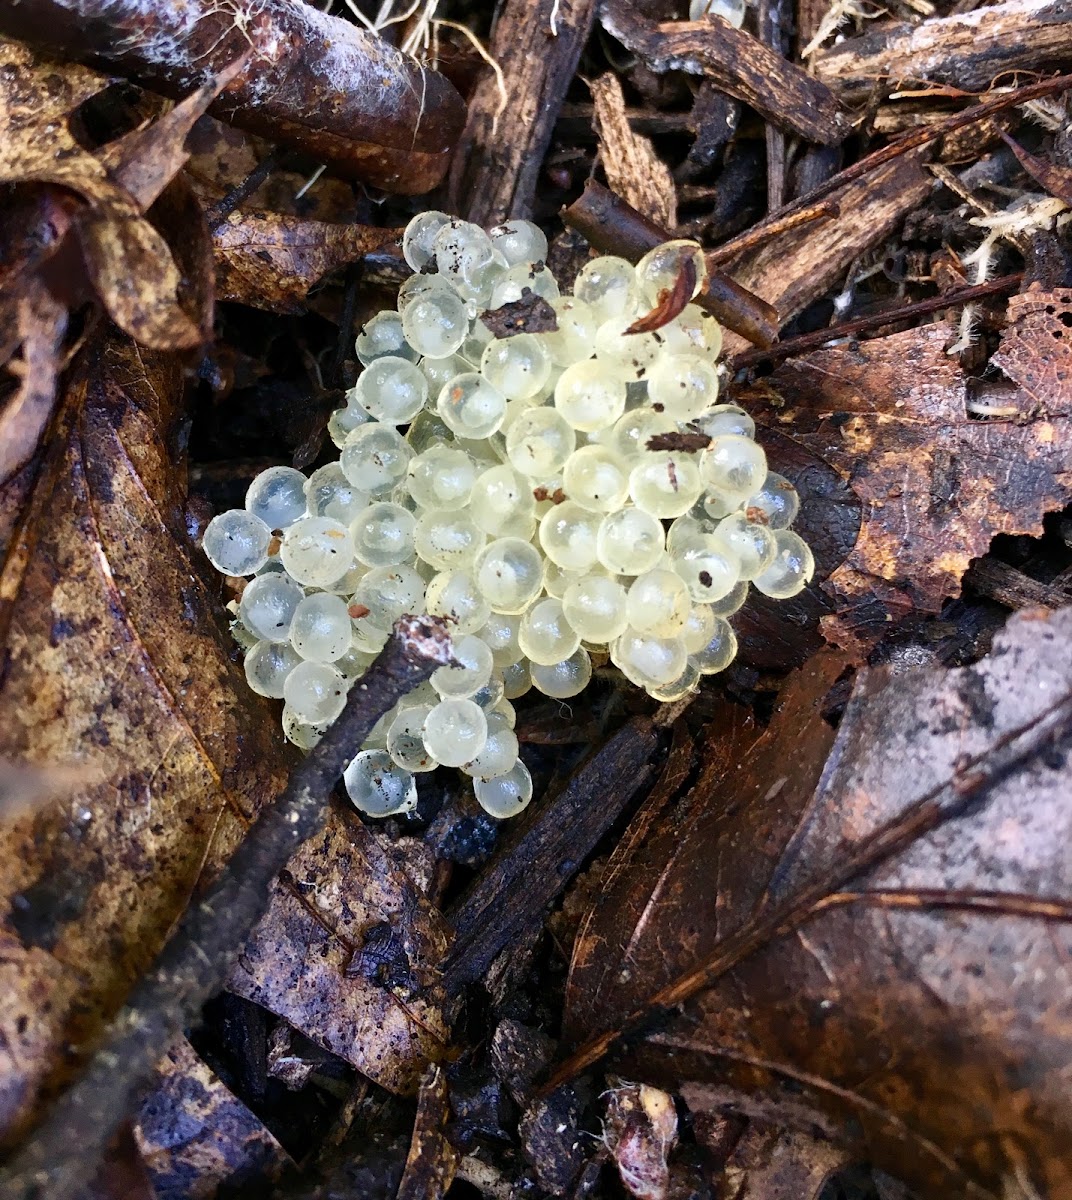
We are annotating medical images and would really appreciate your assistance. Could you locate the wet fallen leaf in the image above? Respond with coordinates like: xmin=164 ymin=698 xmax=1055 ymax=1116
xmin=0 ymin=279 xmax=68 ymax=485
xmin=739 ymin=319 xmax=1072 ymax=650
xmin=134 ymin=1038 xmax=289 ymax=1200
xmin=625 ymin=256 xmax=697 ymax=334
xmin=480 ymin=290 xmax=559 ymax=338
xmin=0 ymin=336 xmax=289 ymax=1141
xmin=565 ymin=607 xmax=1072 ymax=1197
xmin=227 ymin=806 xmax=450 ymax=1095
xmin=211 ymin=210 xmax=402 ymax=312
xmin=991 ymin=284 xmax=1072 ymax=408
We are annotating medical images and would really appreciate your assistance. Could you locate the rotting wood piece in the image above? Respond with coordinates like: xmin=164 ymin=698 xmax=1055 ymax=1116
xmin=563 ymin=180 xmax=779 ymax=348
xmin=590 ymin=72 xmax=677 ymax=228
xmin=443 ymin=717 xmax=659 ymax=994
xmin=448 ymin=0 xmax=599 ymax=226
xmin=813 ymin=0 xmax=1072 ymax=101
xmin=717 ymin=149 xmax=934 ymax=354
xmin=965 ymin=556 xmax=1072 ymax=612
xmin=599 ymin=0 xmax=849 ymax=145
xmin=0 ymin=0 xmax=465 ymax=193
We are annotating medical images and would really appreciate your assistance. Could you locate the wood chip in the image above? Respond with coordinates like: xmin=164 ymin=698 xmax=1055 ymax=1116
xmin=590 ymin=72 xmax=676 ymax=228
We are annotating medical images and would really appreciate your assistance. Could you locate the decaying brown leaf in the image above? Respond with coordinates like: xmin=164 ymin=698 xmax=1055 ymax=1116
xmin=0 ymin=337 xmax=289 ymax=1141
xmin=0 ymin=280 xmax=67 ymax=486
xmin=565 ymin=607 xmax=1072 ymax=1198
xmin=625 ymin=256 xmax=699 ymax=335
xmin=134 ymin=1038 xmax=289 ymax=1198
xmin=211 ymin=210 xmax=402 ymax=312
xmin=991 ymin=284 xmax=1072 ymax=408
xmin=480 ymin=290 xmax=559 ymax=339
xmin=590 ymin=73 xmax=677 ymax=229
xmin=0 ymin=40 xmax=216 ymax=349
xmin=227 ymin=806 xmax=450 ymax=1095
xmin=740 ymin=318 xmax=1072 ymax=650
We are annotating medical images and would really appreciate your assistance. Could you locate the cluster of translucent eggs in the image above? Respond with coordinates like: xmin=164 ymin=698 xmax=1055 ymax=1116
xmin=201 ymin=214 xmax=813 ymax=822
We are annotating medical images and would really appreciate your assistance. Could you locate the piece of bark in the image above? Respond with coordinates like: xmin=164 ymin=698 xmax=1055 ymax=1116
xmin=590 ymin=73 xmax=677 ymax=228
xmin=717 ymin=149 xmax=934 ymax=354
xmin=443 ymin=718 xmax=658 ymax=993
xmin=562 ymin=180 xmax=779 ymax=347
xmin=0 ymin=0 xmax=465 ymax=193
xmin=396 ymin=1067 xmax=457 ymax=1200
xmin=556 ymin=104 xmax=695 ymax=142
xmin=448 ymin=0 xmax=599 ymax=225
xmin=599 ymin=0 xmax=848 ymax=145
xmin=965 ymin=557 xmax=1072 ymax=612
xmin=813 ymin=0 xmax=1072 ymax=101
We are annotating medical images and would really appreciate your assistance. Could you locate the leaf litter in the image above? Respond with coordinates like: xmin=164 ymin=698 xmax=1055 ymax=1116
xmin=1 ymin=3 xmax=1072 ymax=1198
xmin=563 ymin=607 xmax=1072 ymax=1197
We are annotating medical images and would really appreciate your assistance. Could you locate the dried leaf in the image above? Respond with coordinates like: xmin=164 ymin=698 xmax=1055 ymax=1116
xmin=0 ymin=279 xmax=67 ymax=485
xmin=98 ymin=58 xmax=246 ymax=211
xmin=134 ymin=1038 xmax=289 ymax=1199
xmin=645 ymin=432 xmax=710 ymax=453
xmin=719 ymin=1125 xmax=853 ymax=1200
xmin=227 ymin=807 xmax=450 ymax=1095
xmin=991 ymin=284 xmax=1072 ymax=407
xmin=0 ymin=337 xmax=289 ymax=1140
xmin=566 ymin=607 xmax=1072 ymax=1197
xmin=0 ymin=40 xmax=209 ymax=349
xmin=590 ymin=73 xmax=677 ymax=229
xmin=739 ymin=320 xmax=1072 ymax=651
xmin=211 ymin=211 xmax=403 ymax=313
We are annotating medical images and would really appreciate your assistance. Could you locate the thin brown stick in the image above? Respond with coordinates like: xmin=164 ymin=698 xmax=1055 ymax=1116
xmin=706 ymin=202 xmax=840 ymax=266
xmin=562 ymin=180 xmax=780 ymax=348
xmin=0 ymin=617 xmax=453 ymax=1200
xmin=732 ymin=273 xmax=1023 ymax=367
xmin=810 ymin=889 xmax=1072 ymax=921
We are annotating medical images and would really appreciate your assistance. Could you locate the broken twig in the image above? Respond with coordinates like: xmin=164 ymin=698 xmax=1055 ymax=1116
xmin=562 ymin=180 xmax=779 ymax=348
xmin=0 ymin=618 xmax=453 ymax=1200
xmin=732 ymin=273 xmax=1023 ymax=368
